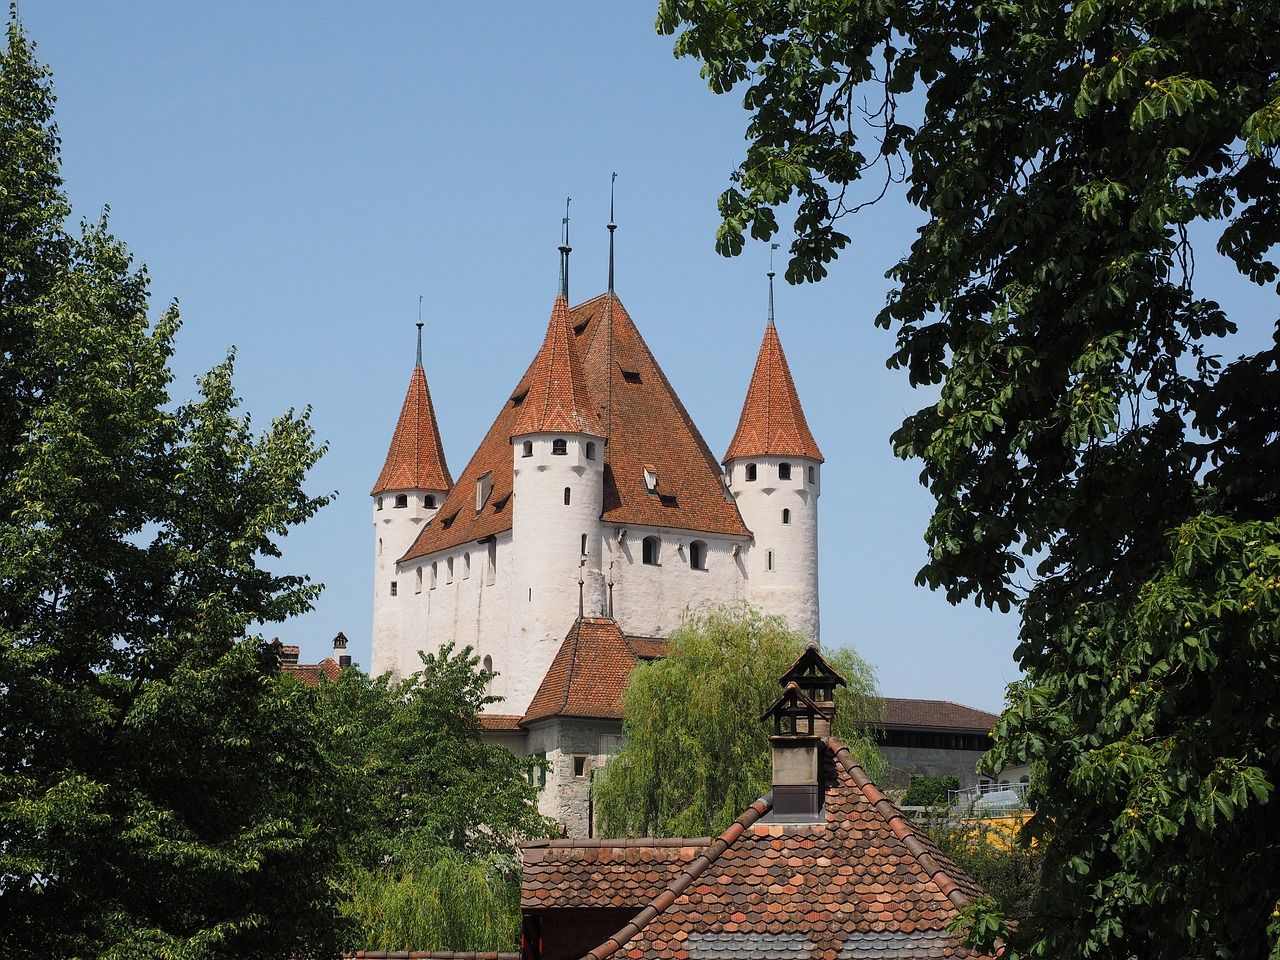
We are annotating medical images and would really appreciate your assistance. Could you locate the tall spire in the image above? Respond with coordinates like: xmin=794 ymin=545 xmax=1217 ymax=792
xmin=608 ymin=172 xmax=618 ymax=293
xmin=768 ymin=243 xmax=778 ymax=327
xmin=371 ymin=321 xmax=453 ymax=495
xmin=512 ymin=294 xmax=600 ymax=437
xmin=558 ymin=196 xmax=572 ymax=300
xmin=416 ymin=294 xmax=424 ymax=367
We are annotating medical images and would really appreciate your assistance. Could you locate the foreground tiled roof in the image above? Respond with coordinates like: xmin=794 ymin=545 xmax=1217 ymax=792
xmin=881 ymin=699 xmax=998 ymax=734
xmin=723 ymin=323 xmax=823 ymax=463
xmin=521 ymin=617 xmax=638 ymax=726
xmin=574 ymin=739 xmax=989 ymax=960
xmin=522 ymin=838 xmax=711 ymax=910
xmin=347 ymin=953 xmax=519 ymax=959
xmin=371 ymin=361 xmax=453 ymax=495
xmin=402 ymin=293 xmax=748 ymax=563
xmin=281 ymin=658 xmax=342 ymax=685
xmin=513 ymin=294 xmax=602 ymax=437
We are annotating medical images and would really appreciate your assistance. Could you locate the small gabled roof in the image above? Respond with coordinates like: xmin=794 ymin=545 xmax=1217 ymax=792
xmin=723 ymin=322 xmax=823 ymax=463
xmin=569 ymin=739 xmax=992 ymax=960
xmin=759 ymin=680 xmax=824 ymax=722
xmin=371 ymin=361 xmax=452 ymax=495
xmin=513 ymin=294 xmax=602 ymax=437
xmin=521 ymin=616 xmax=639 ymax=726
xmin=779 ymin=641 xmax=848 ymax=693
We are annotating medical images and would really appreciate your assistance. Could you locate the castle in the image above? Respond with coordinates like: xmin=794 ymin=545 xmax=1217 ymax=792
xmin=370 ymin=229 xmax=824 ymax=832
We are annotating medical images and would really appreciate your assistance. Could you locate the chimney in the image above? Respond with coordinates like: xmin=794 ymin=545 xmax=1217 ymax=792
xmin=332 ymin=631 xmax=351 ymax=668
xmin=279 ymin=644 xmax=300 ymax=666
xmin=760 ymin=642 xmax=848 ymax=818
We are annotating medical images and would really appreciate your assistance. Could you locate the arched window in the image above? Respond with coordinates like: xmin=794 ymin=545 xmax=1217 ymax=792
xmin=746 ymin=463 xmax=758 ymax=482
xmin=430 ymin=561 xmax=438 ymax=588
xmin=486 ymin=540 xmax=497 ymax=583
xmin=376 ymin=496 xmax=384 ymax=511
xmin=563 ymin=487 xmax=572 ymax=505
xmin=552 ymin=438 xmax=568 ymax=456
xmin=782 ymin=508 xmax=791 ymax=525
xmin=642 ymin=536 xmax=661 ymax=565
xmin=778 ymin=462 xmax=792 ymax=480
xmin=446 ymin=557 xmax=454 ymax=583
xmin=586 ymin=441 xmax=597 ymax=460
xmin=415 ymin=566 xmax=423 ymax=593
xmin=581 ymin=533 xmax=588 ymax=556
xmin=463 ymin=552 xmax=471 ymax=579
xmin=483 ymin=655 xmax=493 ymax=675
xmin=522 ymin=440 xmax=533 ymax=458
xmin=394 ymin=493 xmax=408 ymax=508
xmin=424 ymin=494 xmax=436 ymax=508
xmin=689 ymin=540 xmax=707 ymax=570
xmin=766 ymin=549 xmax=774 ymax=572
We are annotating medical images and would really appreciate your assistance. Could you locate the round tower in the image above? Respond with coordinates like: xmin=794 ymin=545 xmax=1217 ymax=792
xmin=507 ymin=288 xmax=606 ymax=713
xmin=370 ymin=320 xmax=452 ymax=678
xmin=723 ymin=273 xmax=824 ymax=642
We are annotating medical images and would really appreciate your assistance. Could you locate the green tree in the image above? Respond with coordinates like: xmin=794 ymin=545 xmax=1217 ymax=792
xmin=655 ymin=1 xmax=1279 ymax=957
xmin=318 ymin=644 xmax=553 ymax=951
xmin=595 ymin=604 xmax=883 ymax=838
xmin=0 ymin=17 xmax=345 ymax=959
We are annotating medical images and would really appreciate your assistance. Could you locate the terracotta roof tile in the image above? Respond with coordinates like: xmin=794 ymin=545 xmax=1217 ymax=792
xmin=479 ymin=714 xmax=525 ymax=732
xmin=881 ymin=699 xmax=999 ymax=734
xmin=723 ymin=323 xmax=822 ymax=463
xmin=521 ymin=617 xmax=638 ymax=725
xmin=281 ymin=658 xmax=342 ymax=685
xmin=371 ymin=361 xmax=452 ymax=495
xmin=513 ymin=294 xmax=602 ymax=437
xmin=403 ymin=293 xmax=747 ymax=563
xmin=521 ymin=838 xmax=709 ymax=911
xmin=570 ymin=739 xmax=991 ymax=960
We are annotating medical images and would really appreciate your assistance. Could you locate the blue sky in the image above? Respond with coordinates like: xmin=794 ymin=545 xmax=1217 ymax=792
xmin=23 ymin=3 xmax=1274 ymax=711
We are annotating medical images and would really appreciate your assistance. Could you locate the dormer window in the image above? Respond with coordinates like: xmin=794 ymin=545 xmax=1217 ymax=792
xmin=746 ymin=463 xmax=758 ymax=482
xmin=643 ymin=467 xmax=658 ymax=493
xmin=621 ymin=369 xmax=642 ymax=384
xmin=394 ymin=494 xmax=408 ymax=509
xmin=476 ymin=473 xmax=493 ymax=512
xmin=586 ymin=441 xmax=596 ymax=460
xmin=510 ymin=388 xmax=528 ymax=407
xmin=778 ymin=462 xmax=792 ymax=480
xmin=552 ymin=438 xmax=568 ymax=456
xmin=522 ymin=440 xmax=533 ymax=458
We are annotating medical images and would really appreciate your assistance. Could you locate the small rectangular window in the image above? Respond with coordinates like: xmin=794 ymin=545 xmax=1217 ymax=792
xmin=529 ymin=751 xmax=547 ymax=788
xmin=390 ymin=581 xmax=398 ymax=596
xmin=476 ymin=473 xmax=493 ymax=512
xmin=573 ymin=755 xmax=588 ymax=777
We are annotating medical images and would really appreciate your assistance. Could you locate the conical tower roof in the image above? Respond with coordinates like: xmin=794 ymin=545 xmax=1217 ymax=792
xmin=724 ymin=322 xmax=823 ymax=463
xmin=370 ymin=360 xmax=452 ymax=495
xmin=512 ymin=294 xmax=601 ymax=437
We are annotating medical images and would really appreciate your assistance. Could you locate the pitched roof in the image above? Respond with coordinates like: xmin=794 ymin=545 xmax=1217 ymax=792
xmin=478 ymin=714 xmax=525 ymax=732
xmin=881 ymin=699 xmax=999 ymax=734
xmin=513 ymin=294 xmax=602 ymax=437
xmin=402 ymin=293 xmax=748 ymax=563
xmin=522 ymin=838 xmax=711 ymax=911
xmin=521 ymin=617 xmax=638 ymax=726
xmin=281 ymin=658 xmax=342 ymax=685
xmin=723 ymin=323 xmax=823 ymax=463
xmin=567 ymin=739 xmax=989 ymax=960
xmin=371 ymin=361 xmax=452 ymax=495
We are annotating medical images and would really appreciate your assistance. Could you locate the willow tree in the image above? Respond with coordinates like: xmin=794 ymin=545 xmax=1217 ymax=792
xmin=595 ymin=605 xmax=882 ymax=838
xmin=655 ymin=0 xmax=1280 ymax=957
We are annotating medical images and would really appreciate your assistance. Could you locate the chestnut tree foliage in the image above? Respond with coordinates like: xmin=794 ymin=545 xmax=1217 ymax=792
xmin=656 ymin=1 xmax=1280 ymax=957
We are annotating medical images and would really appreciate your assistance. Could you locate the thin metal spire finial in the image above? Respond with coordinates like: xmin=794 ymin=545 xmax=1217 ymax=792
xmin=768 ymin=243 xmax=779 ymax=327
xmin=607 ymin=172 xmax=618 ymax=293
xmin=416 ymin=294 xmax=424 ymax=366
xmin=559 ymin=196 xmax=572 ymax=300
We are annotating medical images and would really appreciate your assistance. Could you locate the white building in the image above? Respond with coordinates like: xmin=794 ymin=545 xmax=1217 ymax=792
xmin=370 ymin=244 xmax=823 ymax=833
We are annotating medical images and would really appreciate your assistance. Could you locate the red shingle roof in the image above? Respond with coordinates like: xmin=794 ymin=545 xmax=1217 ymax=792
xmin=522 ymin=838 xmax=711 ymax=911
xmin=281 ymin=658 xmax=342 ymax=685
xmin=881 ymin=699 xmax=999 ymax=734
xmin=513 ymin=295 xmax=601 ymax=437
xmin=521 ymin=617 xmax=638 ymax=726
xmin=479 ymin=714 xmax=525 ymax=732
xmin=554 ymin=739 xmax=989 ymax=960
xmin=723 ymin=323 xmax=823 ymax=463
xmin=371 ymin=361 xmax=452 ymax=495
xmin=402 ymin=293 xmax=748 ymax=563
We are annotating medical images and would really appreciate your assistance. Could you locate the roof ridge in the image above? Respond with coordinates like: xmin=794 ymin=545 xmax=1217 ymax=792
xmin=824 ymin=736 xmax=976 ymax=913
xmin=580 ymin=797 xmax=772 ymax=960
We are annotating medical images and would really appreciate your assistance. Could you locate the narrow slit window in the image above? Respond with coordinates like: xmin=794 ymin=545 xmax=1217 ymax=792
xmin=415 ymin=566 xmax=423 ymax=593
xmin=463 ymin=552 xmax=471 ymax=579
xmin=376 ymin=496 xmax=384 ymax=511
xmin=487 ymin=540 xmax=497 ymax=583
xmin=808 ymin=465 xmax=816 ymax=483
xmin=430 ymin=561 xmax=438 ymax=589
xmin=766 ymin=550 xmax=775 ymax=572
xmin=446 ymin=557 xmax=454 ymax=583
xmin=564 ymin=487 xmax=572 ymax=505
xmin=782 ymin=508 xmax=791 ymax=525
xmin=390 ymin=580 xmax=398 ymax=596
xmin=581 ymin=533 xmax=588 ymax=556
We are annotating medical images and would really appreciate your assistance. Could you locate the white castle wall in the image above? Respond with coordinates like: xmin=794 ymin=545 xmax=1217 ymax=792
xmin=727 ymin=456 xmax=821 ymax=642
xmin=370 ymin=487 xmax=443 ymax=677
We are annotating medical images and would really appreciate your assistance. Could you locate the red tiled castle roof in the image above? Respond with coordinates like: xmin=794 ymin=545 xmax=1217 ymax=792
xmin=371 ymin=361 xmax=452 ymax=495
xmin=513 ymin=295 xmax=602 ymax=437
xmin=557 ymin=738 xmax=989 ymax=960
xmin=723 ymin=322 xmax=823 ymax=463
xmin=522 ymin=617 xmax=639 ymax=726
xmin=402 ymin=293 xmax=748 ymax=563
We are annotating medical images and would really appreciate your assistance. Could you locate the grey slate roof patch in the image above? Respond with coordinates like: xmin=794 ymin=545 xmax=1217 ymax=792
xmin=837 ymin=929 xmax=959 ymax=958
xmin=687 ymin=932 xmax=813 ymax=960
